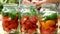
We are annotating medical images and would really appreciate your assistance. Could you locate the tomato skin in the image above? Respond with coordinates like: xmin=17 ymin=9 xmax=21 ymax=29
xmin=40 ymin=20 xmax=57 ymax=34
xmin=28 ymin=29 xmax=36 ymax=34
xmin=2 ymin=16 xmax=10 ymax=26
xmin=25 ymin=20 xmax=32 ymax=27
xmin=29 ymin=16 xmax=38 ymax=24
xmin=9 ymin=20 xmax=15 ymax=24
xmin=13 ymin=23 xmax=18 ymax=29
xmin=4 ymin=28 xmax=10 ymax=32
xmin=30 ymin=24 xmax=38 ymax=29
xmin=2 ymin=21 xmax=10 ymax=28
xmin=40 ymin=26 xmax=57 ymax=34
xmin=8 ymin=20 xmax=18 ymax=29
xmin=20 ymin=16 xmax=38 ymax=33
xmin=2 ymin=10 xmax=19 ymax=32
xmin=40 ymin=20 xmax=56 ymax=30
xmin=22 ymin=24 xmax=29 ymax=29
xmin=21 ymin=26 xmax=28 ymax=33
xmin=2 ymin=16 xmax=10 ymax=22
xmin=2 ymin=16 xmax=19 ymax=32
xmin=8 ymin=24 xmax=13 ymax=29
xmin=46 ymin=20 xmax=55 ymax=27
xmin=20 ymin=16 xmax=28 ymax=25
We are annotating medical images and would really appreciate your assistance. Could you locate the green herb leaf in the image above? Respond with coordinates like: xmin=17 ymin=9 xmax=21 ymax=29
xmin=2 ymin=11 xmax=9 ymax=17
xmin=9 ymin=11 xmax=18 ymax=20
xmin=42 ymin=11 xmax=58 ymax=20
xmin=30 ymin=7 xmax=37 ymax=16
xmin=18 ymin=11 xmax=22 ymax=20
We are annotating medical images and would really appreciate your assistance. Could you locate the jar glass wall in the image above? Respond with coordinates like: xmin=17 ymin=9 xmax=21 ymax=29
xmin=2 ymin=4 xmax=19 ymax=34
xmin=19 ymin=4 xmax=40 ymax=34
xmin=39 ymin=3 xmax=58 ymax=34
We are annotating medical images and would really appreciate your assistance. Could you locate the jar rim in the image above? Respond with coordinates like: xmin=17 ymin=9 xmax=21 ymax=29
xmin=20 ymin=4 xmax=36 ymax=8
xmin=3 ymin=3 xmax=18 ymax=7
xmin=41 ymin=3 xmax=57 ymax=8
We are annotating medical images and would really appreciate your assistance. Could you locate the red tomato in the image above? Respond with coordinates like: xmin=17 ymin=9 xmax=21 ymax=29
xmin=30 ymin=24 xmax=38 ymax=29
xmin=35 ymin=25 xmax=38 ymax=28
xmin=8 ymin=24 xmax=14 ymax=29
xmin=8 ymin=20 xmax=18 ymax=29
xmin=24 ymin=20 xmax=33 ymax=29
xmin=2 ymin=21 xmax=10 ymax=27
xmin=9 ymin=19 xmax=18 ymax=24
xmin=20 ymin=16 xmax=38 ymax=33
xmin=28 ymin=29 xmax=36 ymax=34
xmin=5 ymin=27 xmax=10 ymax=32
xmin=9 ymin=20 xmax=15 ymax=24
xmin=2 ymin=16 xmax=10 ymax=21
xmin=13 ymin=23 xmax=18 ymax=29
xmin=2 ymin=16 xmax=18 ymax=32
xmin=20 ymin=16 xmax=28 ymax=24
xmin=22 ymin=24 xmax=29 ymax=29
xmin=29 ymin=16 xmax=38 ymax=24
xmin=40 ymin=27 xmax=57 ymax=34
xmin=21 ymin=26 xmax=28 ymax=33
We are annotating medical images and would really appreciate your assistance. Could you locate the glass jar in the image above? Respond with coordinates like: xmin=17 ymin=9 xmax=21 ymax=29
xmin=19 ymin=4 xmax=39 ymax=34
xmin=39 ymin=3 xmax=58 ymax=34
xmin=2 ymin=4 xmax=19 ymax=34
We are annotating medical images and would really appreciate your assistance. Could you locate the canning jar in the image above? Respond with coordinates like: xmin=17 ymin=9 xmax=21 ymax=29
xmin=2 ymin=4 xmax=19 ymax=34
xmin=39 ymin=3 xmax=58 ymax=34
xmin=19 ymin=4 xmax=39 ymax=34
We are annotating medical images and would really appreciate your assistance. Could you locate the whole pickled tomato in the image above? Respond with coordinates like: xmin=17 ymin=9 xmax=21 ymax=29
xmin=2 ymin=21 xmax=10 ymax=27
xmin=21 ymin=25 xmax=28 ymax=33
xmin=29 ymin=16 xmax=38 ymax=24
xmin=21 ymin=16 xmax=38 ymax=33
xmin=40 ymin=27 xmax=57 ymax=34
xmin=2 ymin=16 xmax=10 ymax=22
xmin=20 ymin=16 xmax=28 ymax=25
xmin=4 ymin=27 xmax=10 ymax=32
xmin=25 ymin=20 xmax=32 ymax=27
xmin=2 ymin=17 xmax=10 ymax=29
xmin=30 ymin=24 xmax=38 ymax=29
xmin=2 ymin=17 xmax=18 ymax=32
xmin=21 ymin=16 xmax=38 ymax=29
xmin=28 ymin=28 xmax=36 ymax=34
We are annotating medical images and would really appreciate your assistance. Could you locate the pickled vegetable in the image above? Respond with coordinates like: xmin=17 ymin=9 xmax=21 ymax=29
xmin=39 ymin=4 xmax=58 ymax=34
xmin=20 ymin=4 xmax=38 ymax=34
xmin=2 ymin=4 xmax=19 ymax=34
